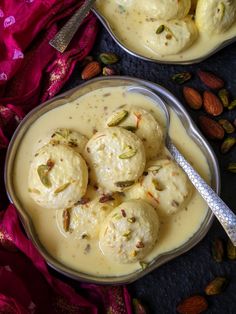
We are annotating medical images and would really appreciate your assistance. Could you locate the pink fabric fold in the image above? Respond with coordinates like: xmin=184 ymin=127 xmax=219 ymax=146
xmin=0 ymin=0 xmax=99 ymax=145
xmin=0 ymin=1 xmax=133 ymax=313
xmin=0 ymin=205 xmax=133 ymax=313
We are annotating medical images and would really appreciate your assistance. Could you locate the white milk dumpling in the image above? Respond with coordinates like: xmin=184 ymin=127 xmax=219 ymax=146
xmin=85 ymin=127 xmax=146 ymax=192
xmin=57 ymin=186 xmax=121 ymax=238
xmin=142 ymin=17 xmax=198 ymax=55
xmin=28 ymin=143 xmax=88 ymax=209
xmin=196 ymin=0 xmax=236 ymax=34
xmin=50 ymin=128 xmax=88 ymax=155
xmin=136 ymin=0 xmax=191 ymax=20
xmin=106 ymin=106 xmax=163 ymax=160
xmin=126 ymin=158 xmax=192 ymax=215
xmin=99 ymin=200 xmax=159 ymax=263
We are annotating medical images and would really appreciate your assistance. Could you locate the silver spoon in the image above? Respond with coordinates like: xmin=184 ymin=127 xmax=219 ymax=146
xmin=49 ymin=0 xmax=96 ymax=53
xmin=128 ymin=85 xmax=236 ymax=246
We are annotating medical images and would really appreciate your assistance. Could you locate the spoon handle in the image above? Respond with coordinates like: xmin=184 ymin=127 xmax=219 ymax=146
xmin=49 ymin=0 xmax=96 ymax=53
xmin=167 ymin=140 xmax=236 ymax=246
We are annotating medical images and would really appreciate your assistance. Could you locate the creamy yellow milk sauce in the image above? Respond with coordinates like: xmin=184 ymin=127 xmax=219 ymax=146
xmin=95 ymin=1 xmax=236 ymax=62
xmin=13 ymin=86 xmax=211 ymax=277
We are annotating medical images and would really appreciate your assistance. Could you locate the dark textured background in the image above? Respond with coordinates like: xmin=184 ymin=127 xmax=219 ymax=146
xmin=57 ymin=26 xmax=236 ymax=313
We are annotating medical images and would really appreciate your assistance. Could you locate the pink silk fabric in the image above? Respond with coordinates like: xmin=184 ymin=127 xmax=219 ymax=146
xmin=0 ymin=1 xmax=133 ymax=313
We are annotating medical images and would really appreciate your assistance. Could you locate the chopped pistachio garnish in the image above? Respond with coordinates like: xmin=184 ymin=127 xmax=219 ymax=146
xmin=54 ymin=182 xmax=71 ymax=195
xmin=112 ymin=213 xmax=122 ymax=220
xmin=122 ymin=230 xmax=132 ymax=238
xmin=139 ymin=261 xmax=148 ymax=270
xmin=122 ymin=126 xmax=137 ymax=132
xmin=81 ymin=233 xmax=89 ymax=239
xmin=218 ymin=2 xmax=225 ymax=20
xmin=107 ymin=110 xmax=129 ymax=127
xmin=63 ymin=208 xmax=71 ymax=232
xmin=115 ymin=180 xmax=135 ymax=188
xmin=156 ymin=24 xmax=165 ymax=34
xmin=131 ymin=250 xmax=138 ymax=257
xmin=127 ymin=217 xmax=136 ymax=223
xmin=37 ymin=163 xmax=53 ymax=188
xmin=147 ymin=165 xmax=162 ymax=174
xmin=119 ymin=146 xmax=137 ymax=159
xmin=118 ymin=4 xmax=126 ymax=14
xmin=152 ymin=179 xmax=164 ymax=191
xmin=28 ymin=188 xmax=41 ymax=195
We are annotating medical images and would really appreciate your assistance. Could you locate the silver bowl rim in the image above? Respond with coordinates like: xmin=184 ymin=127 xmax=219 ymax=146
xmin=92 ymin=8 xmax=236 ymax=65
xmin=4 ymin=76 xmax=220 ymax=284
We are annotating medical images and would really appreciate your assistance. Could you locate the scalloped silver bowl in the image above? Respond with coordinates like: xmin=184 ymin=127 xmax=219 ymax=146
xmin=5 ymin=77 xmax=220 ymax=284
xmin=92 ymin=7 xmax=236 ymax=65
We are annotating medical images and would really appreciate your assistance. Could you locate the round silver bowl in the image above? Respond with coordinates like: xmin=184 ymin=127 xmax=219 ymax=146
xmin=5 ymin=77 xmax=220 ymax=284
xmin=92 ymin=7 xmax=236 ymax=65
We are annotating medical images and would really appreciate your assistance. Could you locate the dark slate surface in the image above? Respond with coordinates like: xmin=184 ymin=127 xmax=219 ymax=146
xmin=58 ymin=26 xmax=236 ymax=313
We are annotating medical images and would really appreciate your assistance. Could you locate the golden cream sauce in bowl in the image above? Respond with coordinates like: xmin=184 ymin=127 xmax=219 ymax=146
xmin=93 ymin=0 xmax=236 ymax=64
xmin=5 ymin=77 xmax=220 ymax=283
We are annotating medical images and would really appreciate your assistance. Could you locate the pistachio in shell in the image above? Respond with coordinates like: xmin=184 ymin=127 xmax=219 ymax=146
xmin=171 ymin=72 xmax=192 ymax=85
xmin=227 ymin=163 xmax=236 ymax=173
xmin=205 ymin=277 xmax=228 ymax=295
xmin=220 ymin=137 xmax=236 ymax=154
xmin=227 ymin=239 xmax=236 ymax=260
xmin=99 ymin=52 xmax=119 ymax=65
xmin=107 ymin=110 xmax=129 ymax=127
xmin=228 ymin=100 xmax=236 ymax=110
xmin=211 ymin=238 xmax=224 ymax=262
xmin=218 ymin=89 xmax=230 ymax=107
xmin=218 ymin=119 xmax=235 ymax=134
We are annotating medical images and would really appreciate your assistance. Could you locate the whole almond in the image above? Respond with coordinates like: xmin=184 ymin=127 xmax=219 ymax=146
xmin=199 ymin=116 xmax=225 ymax=140
xmin=183 ymin=87 xmax=202 ymax=110
xmin=177 ymin=295 xmax=208 ymax=314
xmin=203 ymin=91 xmax=223 ymax=116
xmin=81 ymin=61 xmax=101 ymax=80
xmin=198 ymin=70 xmax=224 ymax=89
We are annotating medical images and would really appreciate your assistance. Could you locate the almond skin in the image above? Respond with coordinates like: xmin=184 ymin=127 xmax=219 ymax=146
xmin=199 ymin=116 xmax=225 ymax=140
xmin=203 ymin=91 xmax=223 ymax=116
xmin=81 ymin=61 xmax=101 ymax=80
xmin=177 ymin=295 xmax=208 ymax=314
xmin=198 ymin=70 xmax=224 ymax=89
xmin=183 ymin=87 xmax=202 ymax=110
